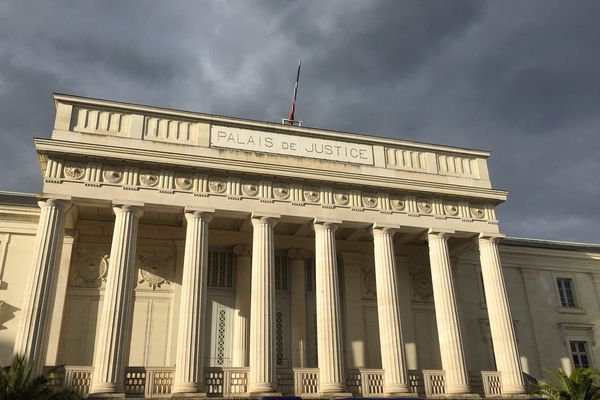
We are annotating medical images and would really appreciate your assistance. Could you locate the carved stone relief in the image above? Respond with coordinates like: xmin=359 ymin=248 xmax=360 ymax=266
xmin=137 ymin=252 xmax=174 ymax=290
xmin=70 ymin=250 xmax=109 ymax=287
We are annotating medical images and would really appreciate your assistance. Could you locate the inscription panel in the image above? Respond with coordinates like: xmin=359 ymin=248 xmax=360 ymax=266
xmin=210 ymin=126 xmax=374 ymax=165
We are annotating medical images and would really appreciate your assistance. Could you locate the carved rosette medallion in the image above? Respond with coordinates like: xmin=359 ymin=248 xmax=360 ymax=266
xmin=242 ymin=182 xmax=259 ymax=196
xmin=391 ymin=198 xmax=406 ymax=211
xmin=411 ymin=272 xmax=433 ymax=302
xmin=208 ymin=179 xmax=227 ymax=193
xmin=444 ymin=203 xmax=460 ymax=216
xmin=140 ymin=171 xmax=159 ymax=187
xmin=103 ymin=168 xmax=123 ymax=183
xmin=304 ymin=188 xmax=320 ymax=202
xmin=64 ymin=162 xmax=85 ymax=180
xmin=362 ymin=194 xmax=378 ymax=208
xmin=76 ymin=253 xmax=109 ymax=284
xmin=175 ymin=176 xmax=193 ymax=190
xmin=334 ymin=192 xmax=349 ymax=205
xmin=417 ymin=199 xmax=433 ymax=214
xmin=470 ymin=205 xmax=485 ymax=219
xmin=273 ymin=185 xmax=290 ymax=200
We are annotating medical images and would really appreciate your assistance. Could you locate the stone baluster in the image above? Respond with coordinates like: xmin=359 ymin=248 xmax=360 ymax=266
xmin=479 ymin=235 xmax=526 ymax=394
xmin=90 ymin=204 xmax=143 ymax=395
xmin=172 ymin=209 xmax=213 ymax=394
xmin=13 ymin=198 xmax=70 ymax=377
xmin=372 ymin=225 xmax=410 ymax=395
xmin=232 ymin=243 xmax=252 ymax=367
xmin=314 ymin=219 xmax=346 ymax=394
xmin=426 ymin=229 xmax=470 ymax=394
xmin=288 ymin=248 xmax=310 ymax=368
xmin=248 ymin=214 xmax=279 ymax=394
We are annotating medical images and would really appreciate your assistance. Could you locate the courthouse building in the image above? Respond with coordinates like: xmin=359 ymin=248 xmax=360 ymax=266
xmin=0 ymin=94 xmax=599 ymax=398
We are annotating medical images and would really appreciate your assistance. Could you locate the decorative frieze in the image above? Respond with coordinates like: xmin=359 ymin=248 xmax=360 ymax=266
xmin=43 ymin=156 xmax=499 ymax=224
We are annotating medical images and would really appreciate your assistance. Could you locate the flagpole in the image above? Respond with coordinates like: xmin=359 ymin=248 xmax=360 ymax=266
xmin=284 ymin=59 xmax=302 ymax=126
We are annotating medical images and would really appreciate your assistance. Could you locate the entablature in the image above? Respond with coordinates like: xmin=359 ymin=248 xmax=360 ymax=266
xmin=48 ymin=94 xmax=507 ymax=204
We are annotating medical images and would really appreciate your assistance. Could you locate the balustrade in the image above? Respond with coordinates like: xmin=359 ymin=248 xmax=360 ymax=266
xmin=50 ymin=365 xmax=511 ymax=397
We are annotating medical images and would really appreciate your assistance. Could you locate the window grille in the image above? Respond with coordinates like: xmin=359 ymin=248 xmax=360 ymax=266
xmin=208 ymin=250 xmax=234 ymax=288
xmin=276 ymin=311 xmax=284 ymax=366
xmin=557 ymin=278 xmax=576 ymax=307
xmin=570 ymin=341 xmax=590 ymax=368
xmin=275 ymin=255 xmax=288 ymax=291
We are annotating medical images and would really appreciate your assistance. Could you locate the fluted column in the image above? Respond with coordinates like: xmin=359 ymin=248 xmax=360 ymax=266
xmin=172 ymin=210 xmax=213 ymax=394
xmin=426 ymin=230 xmax=470 ymax=394
xmin=90 ymin=204 xmax=143 ymax=395
xmin=232 ymin=243 xmax=252 ymax=367
xmin=289 ymin=248 xmax=310 ymax=368
xmin=248 ymin=215 xmax=279 ymax=394
xmin=479 ymin=235 xmax=526 ymax=394
xmin=314 ymin=219 xmax=345 ymax=394
xmin=13 ymin=198 xmax=70 ymax=377
xmin=372 ymin=226 xmax=410 ymax=395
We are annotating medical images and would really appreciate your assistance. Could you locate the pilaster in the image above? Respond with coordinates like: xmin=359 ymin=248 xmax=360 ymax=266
xmin=90 ymin=204 xmax=143 ymax=395
xmin=232 ymin=243 xmax=252 ymax=367
xmin=479 ymin=235 xmax=526 ymax=395
xmin=46 ymin=229 xmax=78 ymax=365
xmin=172 ymin=209 xmax=213 ymax=394
xmin=288 ymin=248 xmax=310 ymax=368
xmin=426 ymin=229 xmax=470 ymax=395
xmin=13 ymin=198 xmax=71 ymax=377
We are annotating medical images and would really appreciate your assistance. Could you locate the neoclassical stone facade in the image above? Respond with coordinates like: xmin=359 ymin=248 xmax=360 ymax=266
xmin=0 ymin=94 xmax=599 ymax=398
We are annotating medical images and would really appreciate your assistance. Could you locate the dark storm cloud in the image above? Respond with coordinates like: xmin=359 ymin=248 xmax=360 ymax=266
xmin=0 ymin=0 xmax=598 ymax=242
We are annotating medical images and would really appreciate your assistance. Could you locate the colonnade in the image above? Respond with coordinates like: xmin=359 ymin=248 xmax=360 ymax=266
xmin=13 ymin=200 xmax=526 ymax=397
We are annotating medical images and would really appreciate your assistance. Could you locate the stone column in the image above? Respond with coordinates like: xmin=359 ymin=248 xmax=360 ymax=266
xmin=478 ymin=235 xmax=526 ymax=394
xmin=172 ymin=210 xmax=213 ymax=394
xmin=314 ymin=219 xmax=346 ymax=394
xmin=90 ymin=204 xmax=143 ymax=395
xmin=372 ymin=226 xmax=410 ymax=395
xmin=248 ymin=215 xmax=279 ymax=394
xmin=426 ymin=229 xmax=470 ymax=395
xmin=232 ymin=243 xmax=252 ymax=367
xmin=289 ymin=248 xmax=310 ymax=368
xmin=13 ymin=198 xmax=70 ymax=377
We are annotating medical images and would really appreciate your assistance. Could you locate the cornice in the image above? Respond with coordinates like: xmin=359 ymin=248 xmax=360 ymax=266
xmin=34 ymin=138 xmax=508 ymax=202
xmin=53 ymin=93 xmax=491 ymax=158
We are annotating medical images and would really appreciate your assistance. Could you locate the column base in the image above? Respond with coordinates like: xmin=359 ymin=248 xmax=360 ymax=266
xmin=317 ymin=392 xmax=353 ymax=398
xmin=87 ymin=394 xmax=126 ymax=400
xmin=445 ymin=383 xmax=473 ymax=395
xmin=381 ymin=392 xmax=419 ymax=398
xmin=383 ymin=383 xmax=412 ymax=396
xmin=246 ymin=391 xmax=282 ymax=397
xmin=171 ymin=393 xmax=207 ymax=399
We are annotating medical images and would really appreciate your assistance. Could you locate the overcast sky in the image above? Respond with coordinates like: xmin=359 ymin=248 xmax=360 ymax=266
xmin=1 ymin=1 xmax=599 ymax=243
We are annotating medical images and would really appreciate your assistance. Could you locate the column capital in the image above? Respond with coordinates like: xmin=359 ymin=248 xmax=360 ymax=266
xmin=38 ymin=197 xmax=71 ymax=210
xmin=427 ymin=228 xmax=454 ymax=241
xmin=288 ymin=248 xmax=311 ymax=261
xmin=233 ymin=243 xmax=252 ymax=257
xmin=313 ymin=218 xmax=341 ymax=232
xmin=372 ymin=223 xmax=400 ymax=236
xmin=250 ymin=212 xmax=280 ymax=227
xmin=184 ymin=208 xmax=213 ymax=223
xmin=112 ymin=202 xmax=144 ymax=217
xmin=478 ymin=232 xmax=505 ymax=245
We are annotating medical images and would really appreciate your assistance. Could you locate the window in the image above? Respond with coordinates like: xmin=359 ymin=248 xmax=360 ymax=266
xmin=557 ymin=278 xmax=576 ymax=307
xmin=275 ymin=254 xmax=288 ymax=291
xmin=208 ymin=250 xmax=234 ymax=288
xmin=570 ymin=341 xmax=591 ymax=368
